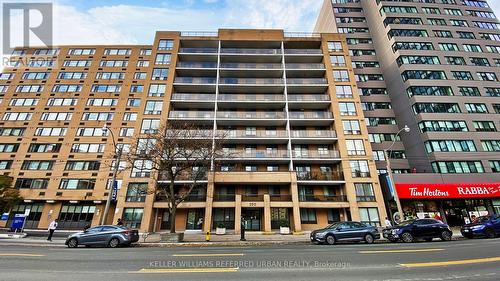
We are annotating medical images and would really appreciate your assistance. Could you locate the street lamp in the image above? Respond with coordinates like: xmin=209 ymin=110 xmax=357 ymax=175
xmin=383 ymin=125 xmax=410 ymax=224
xmin=100 ymin=124 xmax=123 ymax=225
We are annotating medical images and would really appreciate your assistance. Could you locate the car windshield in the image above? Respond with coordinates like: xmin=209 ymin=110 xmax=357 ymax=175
xmin=473 ymin=216 xmax=489 ymax=223
xmin=327 ymin=222 xmax=341 ymax=229
xmin=397 ymin=220 xmax=415 ymax=226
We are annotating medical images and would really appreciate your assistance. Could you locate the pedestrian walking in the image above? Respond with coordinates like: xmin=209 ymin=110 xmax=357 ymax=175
xmin=384 ymin=217 xmax=392 ymax=228
xmin=116 ymin=218 xmax=124 ymax=226
xmin=47 ymin=219 xmax=58 ymax=241
xmin=434 ymin=213 xmax=442 ymax=222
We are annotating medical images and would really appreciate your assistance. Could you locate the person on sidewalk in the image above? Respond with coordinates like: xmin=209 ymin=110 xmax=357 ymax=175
xmin=116 ymin=218 xmax=123 ymax=226
xmin=384 ymin=217 xmax=392 ymax=228
xmin=47 ymin=219 xmax=58 ymax=241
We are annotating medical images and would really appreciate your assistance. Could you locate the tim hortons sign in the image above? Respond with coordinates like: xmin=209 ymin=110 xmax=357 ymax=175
xmin=395 ymin=183 xmax=500 ymax=199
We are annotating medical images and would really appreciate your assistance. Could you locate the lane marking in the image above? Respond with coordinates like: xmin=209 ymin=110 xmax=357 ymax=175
xmin=172 ymin=253 xmax=244 ymax=257
xmin=359 ymin=248 xmax=444 ymax=254
xmin=400 ymin=256 xmax=500 ymax=268
xmin=0 ymin=253 xmax=45 ymax=257
xmin=132 ymin=267 xmax=239 ymax=273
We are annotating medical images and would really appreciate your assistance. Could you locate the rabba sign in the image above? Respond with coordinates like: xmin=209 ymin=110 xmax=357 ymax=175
xmin=396 ymin=183 xmax=500 ymax=199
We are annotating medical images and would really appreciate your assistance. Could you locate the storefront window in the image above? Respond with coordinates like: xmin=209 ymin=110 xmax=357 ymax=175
xmin=359 ymin=207 xmax=380 ymax=226
xmin=58 ymin=204 xmax=95 ymax=229
xmin=122 ymin=208 xmax=143 ymax=229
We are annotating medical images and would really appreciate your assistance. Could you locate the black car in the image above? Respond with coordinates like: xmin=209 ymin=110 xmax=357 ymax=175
xmin=310 ymin=221 xmax=381 ymax=245
xmin=65 ymin=225 xmax=139 ymax=248
xmin=383 ymin=219 xmax=452 ymax=243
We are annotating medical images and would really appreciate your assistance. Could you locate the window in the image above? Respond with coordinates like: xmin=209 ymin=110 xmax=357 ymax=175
xmin=0 ymin=143 xmax=19 ymax=153
xmin=127 ymin=98 xmax=141 ymax=107
xmin=76 ymin=127 xmax=107 ymax=137
xmin=477 ymin=72 xmax=498 ymax=81
xmin=473 ymin=121 xmax=496 ymax=132
xmin=327 ymin=41 xmax=343 ymax=52
xmin=379 ymin=6 xmax=418 ymax=15
xmin=9 ymin=98 xmax=39 ymax=106
xmin=99 ymin=60 xmax=128 ymax=67
xmin=330 ymin=55 xmax=346 ymax=66
xmin=148 ymin=84 xmax=166 ymax=97
xmin=482 ymin=140 xmax=500 ymax=152
xmin=15 ymin=178 xmax=49 ymax=189
xmin=0 ymin=160 xmax=12 ymax=170
xmin=407 ymin=86 xmax=453 ymax=97
xmin=144 ymin=101 xmax=163 ymax=115
xmin=123 ymin=113 xmax=138 ymax=121
xmin=473 ymin=21 xmax=499 ymax=29
xmin=457 ymin=31 xmax=475 ymax=39
xmin=16 ymin=85 xmax=43 ymax=92
xmin=3 ymin=112 xmax=32 ymax=121
xmin=490 ymin=161 xmax=500 ymax=173
xmin=356 ymin=74 xmax=383 ymax=81
xmin=28 ymin=143 xmax=61 ymax=153
xmin=342 ymin=120 xmax=361 ymax=135
xmin=413 ymin=103 xmax=460 ymax=114
xmin=369 ymin=133 xmax=400 ymax=143
xmin=52 ymin=84 xmax=82 ymax=93
xmin=68 ymin=48 xmax=95 ymax=55
xmin=81 ymin=112 xmax=113 ymax=121
xmin=470 ymin=58 xmax=490 ymax=66
xmin=140 ymin=49 xmax=152 ymax=56
xmin=450 ymin=19 xmax=468 ymax=27
xmin=421 ymin=7 xmax=440 ymax=14
xmin=372 ymin=150 xmax=385 ymax=161
xmin=103 ymin=48 xmax=131 ymax=55
xmin=34 ymin=127 xmax=67 ymax=136
xmin=140 ymin=119 xmax=160 ymax=134
xmin=356 ymin=183 xmax=375 ymax=202
xmin=419 ymin=121 xmax=468 ymax=132
xmin=432 ymin=161 xmax=484 ymax=173
xmin=339 ymin=102 xmax=356 ymax=115
xmin=34 ymin=48 xmax=59 ymax=55
xmin=90 ymin=84 xmax=121 ymax=93
xmin=392 ymin=42 xmax=433 ymax=51
xmin=0 ymin=127 xmax=25 ymax=136
xmin=463 ymin=44 xmax=482 ymax=52
xmin=401 ymin=70 xmax=446 ymax=81
xmin=130 ymin=85 xmax=144 ymax=93
xmin=158 ymin=39 xmax=174 ymax=50
xmin=388 ymin=29 xmax=428 ymax=39
xmin=21 ymin=160 xmax=54 ymax=170
xmin=126 ymin=183 xmax=148 ymax=202
xmin=465 ymin=103 xmax=488 ymax=114
xmin=65 ymin=161 xmax=101 ymax=171
xmin=428 ymin=18 xmax=447 ymax=26
xmin=333 ymin=70 xmax=349 ymax=82
xmin=425 ymin=140 xmax=476 ymax=153
xmin=366 ymin=117 xmax=396 ymax=126
xmin=152 ymin=68 xmax=168 ymax=80
xmin=459 ymin=87 xmax=481 ymax=96
xmin=122 ymin=208 xmax=143 ymax=229
xmin=134 ymin=72 xmax=146 ymax=80
xmin=155 ymin=54 xmax=171 ymax=65
xmin=300 ymin=209 xmax=317 ymax=224
xmin=71 ymin=143 xmax=105 ymax=153
xmin=486 ymin=88 xmax=500 ymax=97
xmin=22 ymin=72 xmax=49 ymax=80
xmin=350 ymin=160 xmax=370 ymax=177
xmin=397 ymin=56 xmax=440 ymax=65
xmin=120 ymin=127 xmax=135 ymax=137
xmin=359 ymin=208 xmax=380 ymax=226
xmin=439 ymin=43 xmax=459 ymax=51
xmin=95 ymin=72 xmax=125 ymax=80
xmin=486 ymin=46 xmax=500 ymax=53
xmin=87 ymin=98 xmax=117 ymax=106
xmin=59 ymin=179 xmax=96 ymax=189
xmin=131 ymin=160 xmax=152 ymax=177
xmin=40 ymin=112 xmax=72 ymax=121
xmin=63 ymin=60 xmax=91 ymax=67
xmin=452 ymin=71 xmax=474 ymax=80
xmin=346 ymin=140 xmax=365 ymax=156
xmin=57 ymin=72 xmax=87 ymax=79
xmin=47 ymin=98 xmax=78 ymax=106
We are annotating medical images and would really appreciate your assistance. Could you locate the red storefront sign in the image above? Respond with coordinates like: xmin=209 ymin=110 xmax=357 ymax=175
xmin=396 ymin=183 xmax=500 ymax=199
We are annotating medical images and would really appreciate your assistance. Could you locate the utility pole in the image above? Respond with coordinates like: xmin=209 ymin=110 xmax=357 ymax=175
xmin=100 ymin=125 xmax=122 ymax=225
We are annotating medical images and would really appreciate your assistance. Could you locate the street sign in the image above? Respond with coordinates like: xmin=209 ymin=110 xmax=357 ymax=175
xmin=11 ymin=214 xmax=26 ymax=230
xmin=111 ymin=180 xmax=118 ymax=202
xmin=1 ymin=213 xmax=9 ymax=220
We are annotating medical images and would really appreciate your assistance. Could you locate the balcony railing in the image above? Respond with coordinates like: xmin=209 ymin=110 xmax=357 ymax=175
xmin=174 ymin=77 xmax=216 ymax=84
xmin=270 ymin=194 xmax=293 ymax=202
xmin=221 ymin=48 xmax=282 ymax=54
xmin=214 ymin=194 xmax=236 ymax=201
xmin=176 ymin=62 xmax=217 ymax=68
xmin=293 ymin=150 xmax=341 ymax=159
xmin=357 ymin=196 xmax=376 ymax=202
xmin=223 ymin=130 xmax=288 ymax=138
xmin=184 ymin=194 xmax=207 ymax=202
xmin=179 ymin=47 xmax=218 ymax=53
xmin=351 ymin=171 xmax=371 ymax=178
xmin=227 ymin=149 xmax=289 ymax=159
xmin=296 ymin=171 xmax=344 ymax=181
xmin=169 ymin=111 xmax=214 ymax=119
xmin=287 ymin=78 xmax=328 ymax=84
xmin=284 ymin=49 xmax=323 ymax=54
xmin=218 ymin=94 xmax=285 ymax=102
xmin=220 ymin=63 xmax=282 ymax=69
xmin=299 ymin=194 xmax=348 ymax=202
xmin=291 ymin=130 xmax=336 ymax=138
xmin=241 ymin=194 xmax=264 ymax=201
xmin=289 ymin=111 xmax=333 ymax=119
xmin=287 ymin=94 xmax=330 ymax=101
xmin=217 ymin=111 xmax=285 ymax=119
xmin=286 ymin=63 xmax=325 ymax=69
xmin=171 ymin=93 xmax=215 ymax=101
xmin=159 ymin=171 xmax=209 ymax=181
xmin=219 ymin=78 xmax=284 ymax=85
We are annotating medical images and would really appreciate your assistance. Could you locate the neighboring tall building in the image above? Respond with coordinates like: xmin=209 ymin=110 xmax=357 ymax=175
xmin=0 ymin=29 xmax=387 ymax=233
xmin=316 ymin=0 xmax=500 ymax=225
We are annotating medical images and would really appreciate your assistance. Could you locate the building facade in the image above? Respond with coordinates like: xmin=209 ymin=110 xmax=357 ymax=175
xmin=0 ymin=29 xmax=387 ymax=233
xmin=315 ymin=0 xmax=500 ymax=225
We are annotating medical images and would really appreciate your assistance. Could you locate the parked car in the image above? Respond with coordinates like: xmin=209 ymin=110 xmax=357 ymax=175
xmin=310 ymin=221 xmax=380 ymax=245
xmin=461 ymin=215 xmax=500 ymax=239
xmin=382 ymin=219 xmax=452 ymax=243
xmin=65 ymin=225 xmax=139 ymax=248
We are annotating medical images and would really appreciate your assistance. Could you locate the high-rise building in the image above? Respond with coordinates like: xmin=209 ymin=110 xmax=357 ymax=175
xmin=0 ymin=29 xmax=387 ymax=233
xmin=315 ymin=0 xmax=500 ymax=225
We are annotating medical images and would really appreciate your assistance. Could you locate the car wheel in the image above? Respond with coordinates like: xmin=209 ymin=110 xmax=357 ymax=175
xmin=485 ymin=228 xmax=496 ymax=239
xmin=325 ymin=235 xmax=336 ymax=245
xmin=364 ymin=234 xmax=374 ymax=244
xmin=108 ymin=238 xmax=120 ymax=248
xmin=401 ymin=232 xmax=414 ymax=243
xmin=424 ymin=238 xmax=433 ymax=242
xmin=440 ymin=230 xmax=452 ymax=241
xmin=67 ymin=238 xmax=78 ymax=248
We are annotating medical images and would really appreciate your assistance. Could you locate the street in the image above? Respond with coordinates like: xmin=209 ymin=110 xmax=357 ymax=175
xmin=0 ymin=238 xmax=499 ymax=281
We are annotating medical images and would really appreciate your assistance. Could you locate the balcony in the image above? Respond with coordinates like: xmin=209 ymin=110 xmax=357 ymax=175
xmin=293 ymin=150 xmax=341 ymax=161
xmin=171 ymin=93 xmax=215 ymax=101
xmin=289 ymin=111 xmax=333 ymax=126
xmin=351 ymin=171 xmax=371 ymax=178
xmin=291 ymin=130 xmax=337 ymax=144
xmin=222 ymin=130 xmax=288 ymax=144
xmin=178 ymin=47 xmax=218 ymax=54
xmin=174 ymin=77 xmax=216 ymax=92
xmin=288 ymin=94 xmax=330 ymax=102
xmin=287 ymin=78 xmax=328 ymax=85
xmin=219 ymin=78 xmax=284 ymax=85
xmin=176 ymin=62 xmax=217 ymax=68
xmin=174 ymin=77 xmax=216 ymax=84
xmin=296 ymin=171 xmax=344 ymax=182
xmin=184 ymin=194 xmax=207 ymax=202
xmin=225 ymin=149 xmax=289 ymax=160
xmin=158 ymin=170 xmax=208 ymax=182
xmin=168 ymin=111 xmax=214 ymax=124
xmin=241 ymin=194 xmax=264 ymax=201
xmin=284 ymin=49 xmax=323 ymax=55
xmin=218 ymin=94 xmax=285 ymax=106
xmin=357 ymin=196 xmax=376 ymax=202
xmin=220 ymin=48 xmax=282 ymax=55
xmin=285 ymin=63 xmax=325 ymax=70
xmin=270 ymin=194 xmax=293 ymax=202
xmin=288 ymin=94 xmax=331 ymax=109
xmin=299 ymin=194 xmax=348 ymax=202
xmin=216 ymin=111 xmax=286 ymax=126
xmin=220 ymin=63 xmax=282 ymax=69
xmin=213 ymin=194 xmax=236 ymax=201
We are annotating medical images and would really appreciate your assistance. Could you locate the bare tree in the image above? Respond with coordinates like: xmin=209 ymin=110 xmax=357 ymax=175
xmin=126 ymin=122 xmax=226 ymax=233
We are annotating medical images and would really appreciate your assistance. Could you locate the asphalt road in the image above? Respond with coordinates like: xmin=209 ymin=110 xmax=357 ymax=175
xmin=0 ymin=238 xmax=499 ymax=281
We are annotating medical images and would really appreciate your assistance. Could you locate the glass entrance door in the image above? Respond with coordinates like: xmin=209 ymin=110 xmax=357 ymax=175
xmin=242 ymin=209 xmax=261 ymax=231
xmin=186 ymin=209 xmax=205 ymax=230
